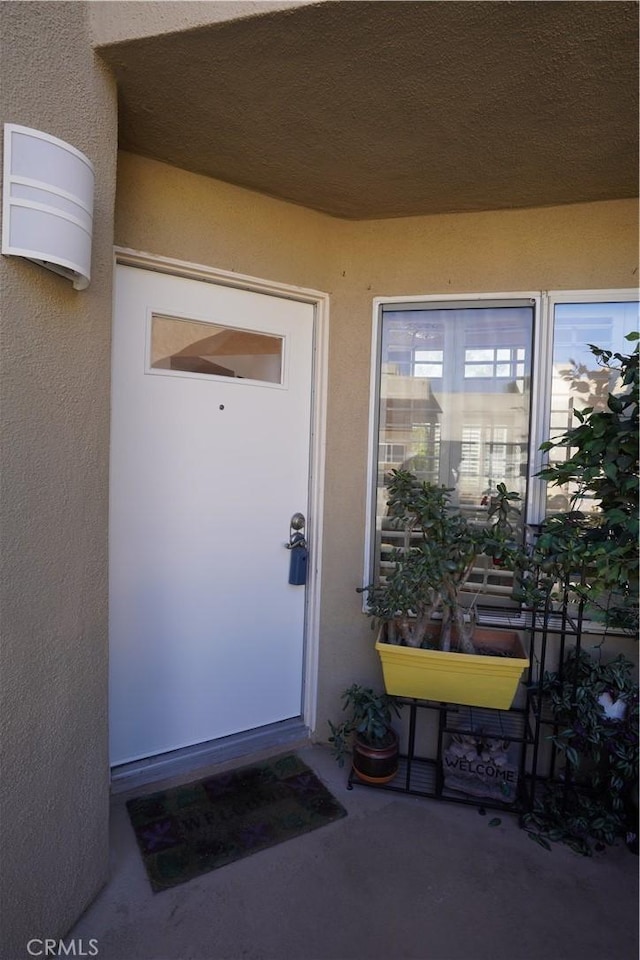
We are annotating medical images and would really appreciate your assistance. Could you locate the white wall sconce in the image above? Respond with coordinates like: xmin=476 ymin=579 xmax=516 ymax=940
xmin=2 ymin=124 xmax=94 ymax=290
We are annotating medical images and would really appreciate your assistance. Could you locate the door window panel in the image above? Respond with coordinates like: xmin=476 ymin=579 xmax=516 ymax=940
xmin=150 ymin=314 xmax=283 ymax=385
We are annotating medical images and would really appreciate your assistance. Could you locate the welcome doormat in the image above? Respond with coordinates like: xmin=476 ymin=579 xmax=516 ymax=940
xmin=126 ymin=753 xmax=347 ymax=892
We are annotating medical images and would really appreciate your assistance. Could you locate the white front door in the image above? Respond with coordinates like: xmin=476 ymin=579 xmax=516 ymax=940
xmin=109 ymin=265 xmax=315 ymax=766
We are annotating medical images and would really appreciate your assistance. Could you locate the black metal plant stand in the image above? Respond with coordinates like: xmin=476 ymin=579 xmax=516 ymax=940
xmin=347 ymin=599 xmax=608 ymax=822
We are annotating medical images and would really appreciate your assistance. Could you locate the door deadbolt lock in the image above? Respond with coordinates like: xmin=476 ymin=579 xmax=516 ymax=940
xmin=289 ymin=512 xmax=305 ymax=532
xmin=286 ymin=513 xmax=308 ymax=585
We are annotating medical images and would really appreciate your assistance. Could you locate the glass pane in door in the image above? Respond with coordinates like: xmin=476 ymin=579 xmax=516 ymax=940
xmin=150 ymin=314 xmax=283 ymax=384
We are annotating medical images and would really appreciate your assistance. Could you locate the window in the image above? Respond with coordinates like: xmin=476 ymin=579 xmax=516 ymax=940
xmin=149 ymin=314 xmax=283 ymax=385
xmin=544 ymin=297 xmax=638 ymax=514
xmin=367 ymin=291 xmax=638 ymax=597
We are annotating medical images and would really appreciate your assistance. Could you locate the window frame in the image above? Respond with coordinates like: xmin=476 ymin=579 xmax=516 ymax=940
xmin=363 ymin=288 xmax=638 ymax=594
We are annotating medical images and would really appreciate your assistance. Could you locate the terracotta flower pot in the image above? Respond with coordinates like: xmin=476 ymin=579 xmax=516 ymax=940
xmin=352 ymin=728 xmax=400 ymax=784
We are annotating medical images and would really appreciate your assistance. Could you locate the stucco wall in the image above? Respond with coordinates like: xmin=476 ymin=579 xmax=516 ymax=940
xmin=89 ymin=0 xmax=317 ymax=47
xmin=115 ymin=153 xmax=638 ymax=743
xmin=317 ymin=199 xmax=639 ymax=726
xmin=115 ymin=152 xmax=335 ymax=287
xmin=0 ymin=3 xmax=117 ymax=956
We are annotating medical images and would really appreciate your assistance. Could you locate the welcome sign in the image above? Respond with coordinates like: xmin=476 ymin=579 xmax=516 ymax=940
xmin=443 ymin=734 xmax=519 ymax=804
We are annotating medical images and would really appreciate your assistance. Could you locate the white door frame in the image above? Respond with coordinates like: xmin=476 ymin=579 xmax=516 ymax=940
xmin=112 ymin=247 xmax=329 ymax=742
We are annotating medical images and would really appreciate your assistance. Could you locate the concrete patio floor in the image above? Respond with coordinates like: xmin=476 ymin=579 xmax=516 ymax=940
xmin=70 ymin=743 xmax=639 ymax=960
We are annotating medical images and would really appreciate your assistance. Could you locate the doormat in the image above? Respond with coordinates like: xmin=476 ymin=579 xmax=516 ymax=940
xmin=126 ymin=753 xmax=347 ymax=892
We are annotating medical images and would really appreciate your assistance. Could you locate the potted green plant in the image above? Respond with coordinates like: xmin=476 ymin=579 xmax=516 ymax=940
xmin=361 ymin=470 xmax=529 ymax=709
xmin=328 ymin=684 xmax=401 ymax=784
xmin=524 ymin=649 xmax=639 ymax=855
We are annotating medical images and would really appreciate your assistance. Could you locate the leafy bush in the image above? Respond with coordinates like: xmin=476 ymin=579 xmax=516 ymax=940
xmin=535 ymin=332 xmax=638 ymax=632
xmin=524 ymin=649 xmax=638 ymax=855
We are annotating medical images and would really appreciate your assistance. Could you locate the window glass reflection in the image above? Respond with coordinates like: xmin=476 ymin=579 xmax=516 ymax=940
xmin=375 ymin=303 xmax=534 ymax=601
xmin=547 ymin=301 xmax=638 ymax=513
xmin=150 ymin=314 xmax=283 ymax=384
xmin=378 ymin=305 xmax=533 ymax=514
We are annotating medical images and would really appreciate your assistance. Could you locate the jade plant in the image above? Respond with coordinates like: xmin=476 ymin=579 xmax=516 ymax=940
xmin=360 ymin=470 xmax=522 ymax=653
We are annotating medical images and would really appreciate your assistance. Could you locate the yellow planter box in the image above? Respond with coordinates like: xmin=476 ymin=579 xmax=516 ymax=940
xmin=376 ymin=627 xmax=529 ymax=710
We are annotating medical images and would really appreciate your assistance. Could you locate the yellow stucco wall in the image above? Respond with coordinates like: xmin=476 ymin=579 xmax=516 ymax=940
xmin=115 ymin=152 xmax=639 ymax=740
xmin=318 ymin=201 xmax=638 ymax=721
xmin=0 ymin=3 xmax=117 ymax=954
xmin=115 ymin=152 xmax=335 ymax=288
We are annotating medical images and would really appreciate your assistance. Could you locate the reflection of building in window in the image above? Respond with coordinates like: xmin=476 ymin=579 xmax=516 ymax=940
xmin=464 ymin=347 xmax=526 ymax=383
xmin=488 ymin=429 xmax=510 ymax=480
xmin=413 ymin=349 xmax=443 ymax=378
xmin=378 ymin=442 xmax=407 ymax=465
xmin=384 ymin=321 xmax=446 ymax=380
xmin=460 ymin=427 xmax=481 ymax=477
xmin=378 ymin=372 xmax=442 ymax=482
xmin=376 ymin=303 xmax=534 ymax=595
xmin=150 ymin=314 xmax=283 ymax=384
xmin=372 ymin=292 xmax=638 ymax=601
xmin=378 ymin=307 xmax=532 ymax=507
xmin=460 ymin=425 xmax=521 ymax=499
xmin=553 ymin=315 xmax=616 ymax=358
xmin=546 ymin=303 xmax=635 ymax=513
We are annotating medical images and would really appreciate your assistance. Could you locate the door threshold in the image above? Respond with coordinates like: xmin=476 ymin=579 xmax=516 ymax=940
xmin=110 ymin=718 xmax=309 ymax=795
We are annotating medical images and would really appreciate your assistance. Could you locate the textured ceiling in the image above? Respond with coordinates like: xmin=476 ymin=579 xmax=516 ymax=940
xmin=98 ymin=0 xmax=639 ymax=220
